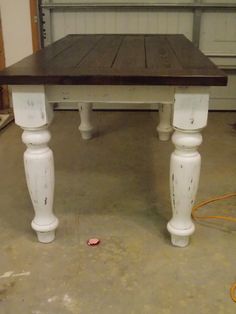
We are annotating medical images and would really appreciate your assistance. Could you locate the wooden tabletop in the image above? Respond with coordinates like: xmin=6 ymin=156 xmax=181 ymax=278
xmin=0 ymin=34 xmax=227 ymax=86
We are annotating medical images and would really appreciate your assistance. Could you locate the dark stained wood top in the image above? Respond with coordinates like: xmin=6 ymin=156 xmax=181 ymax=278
xmin=0 ymin=34 xmax=227 ymax=86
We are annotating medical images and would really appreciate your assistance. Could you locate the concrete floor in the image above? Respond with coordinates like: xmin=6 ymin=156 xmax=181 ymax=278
xmin=1 ymin=111 xmax=236 ymax=314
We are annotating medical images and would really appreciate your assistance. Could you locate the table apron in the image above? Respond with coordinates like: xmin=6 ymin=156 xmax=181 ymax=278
xmin=45 ymin=85 xmax=175 ymax=104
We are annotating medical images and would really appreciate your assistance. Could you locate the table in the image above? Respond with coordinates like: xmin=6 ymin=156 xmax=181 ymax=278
xmin=0 ymin=34 xmax=227 ymax=247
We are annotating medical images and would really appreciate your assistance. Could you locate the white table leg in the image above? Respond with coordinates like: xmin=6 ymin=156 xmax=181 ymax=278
xmin=12 ymin=86 xmax=58 ymax=243
xmin=157 ymin=103 xmax=173 ymax=141
xmin=78 ymin=102 xmax=94 ymax=140
xmin=167 ymin=87 xmax=210 ymax=247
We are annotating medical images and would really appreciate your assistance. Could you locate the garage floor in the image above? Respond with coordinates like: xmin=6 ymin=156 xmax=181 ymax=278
xmin=1 ymin=111 xmax=236 ymax=314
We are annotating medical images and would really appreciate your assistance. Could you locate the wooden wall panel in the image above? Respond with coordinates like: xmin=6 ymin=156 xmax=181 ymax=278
xmin=200 ymin=12 xmax=236 ymax=57
xmin=51 ymin=10 xmax=193 ymax=41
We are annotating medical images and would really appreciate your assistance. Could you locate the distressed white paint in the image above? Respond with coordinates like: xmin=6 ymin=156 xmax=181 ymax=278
xmin=173 ymin=87 xmax=209 ymax=130
xmin=78 ymin=103 xmax=94 ymax=140
xmin=157 ymin=103 xmax=173 ymax=141
xmin=56 ymin=102 xmax=159 ymax=110
xmin=12 ymin=86 xmax=53 ymax=128
xmin=22 ymin=127 xmax=58 ymax=243
xmin=46 ymin=85 xmax=174 ymax=104
xmin=11 ymin=84 xmax=211 ymax=247
xmin=167 ymin=131 xmax=202 ymax=247
xmin=12 ymin=86 xmax=58 ymax=243
xmin=167 ymin=87 xmax=209 ymax=247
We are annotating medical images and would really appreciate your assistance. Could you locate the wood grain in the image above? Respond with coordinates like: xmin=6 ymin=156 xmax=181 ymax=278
xmin=0 ymin=34 xmax=227 ymax=86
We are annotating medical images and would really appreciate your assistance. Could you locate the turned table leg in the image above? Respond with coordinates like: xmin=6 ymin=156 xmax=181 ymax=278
xmin=12 ymin=86 xmax=58 ymax=243
xmin=78 ymin=102 xmax=94 ymax=140
xmin=157 ymin=103 xmax=173 ymax=141
xmin=167 ymin=87 xmax=210 ymax=247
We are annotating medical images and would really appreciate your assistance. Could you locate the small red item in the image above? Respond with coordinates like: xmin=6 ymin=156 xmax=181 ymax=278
xmin=87 ymin=238 xmax=100 ymax=246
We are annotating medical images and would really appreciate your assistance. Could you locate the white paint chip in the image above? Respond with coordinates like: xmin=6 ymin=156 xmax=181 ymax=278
xmin=63 ymin=294 xmax=72 ymax=304
xmin=12 ymin=271 xmax=31 ymax=277
xmin=0 ymin=271 xmax=14 ymax=278
xmin=48 ymin=296 xmax=58 ymax=303
xmin=0 ymin=271 xmax=30 ymax=279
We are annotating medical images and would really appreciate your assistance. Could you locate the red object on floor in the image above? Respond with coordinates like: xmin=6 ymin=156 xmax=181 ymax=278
xmin=87 ymin=238 xmax=100 ymax=246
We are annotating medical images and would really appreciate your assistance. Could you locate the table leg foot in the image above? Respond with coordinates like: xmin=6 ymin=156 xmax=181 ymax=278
xmin=167 ymin=220 xmax=195 ymax=248
xmin=80 ymin=131 xmax=93 ymax=140
xmin=158 ymin=131 xmax=171 ymax=142
xmin=157 ymin=103 xmax=172 ymax=141
xmin=170 ymin=235 xmax=189 ymax=248
xmin=78 ymin=102 xmax=94 ymax=140
xmin=36 ymin=230 xmax=56 ymax=243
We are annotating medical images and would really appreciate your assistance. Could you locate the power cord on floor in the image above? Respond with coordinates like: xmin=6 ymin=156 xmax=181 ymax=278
xmin=191 ymin=192 xmax=236 ymax=303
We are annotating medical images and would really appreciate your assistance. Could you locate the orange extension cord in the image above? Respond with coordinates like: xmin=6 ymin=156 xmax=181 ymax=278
xmin=191 ymin=192 xmax=236 ymax=302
